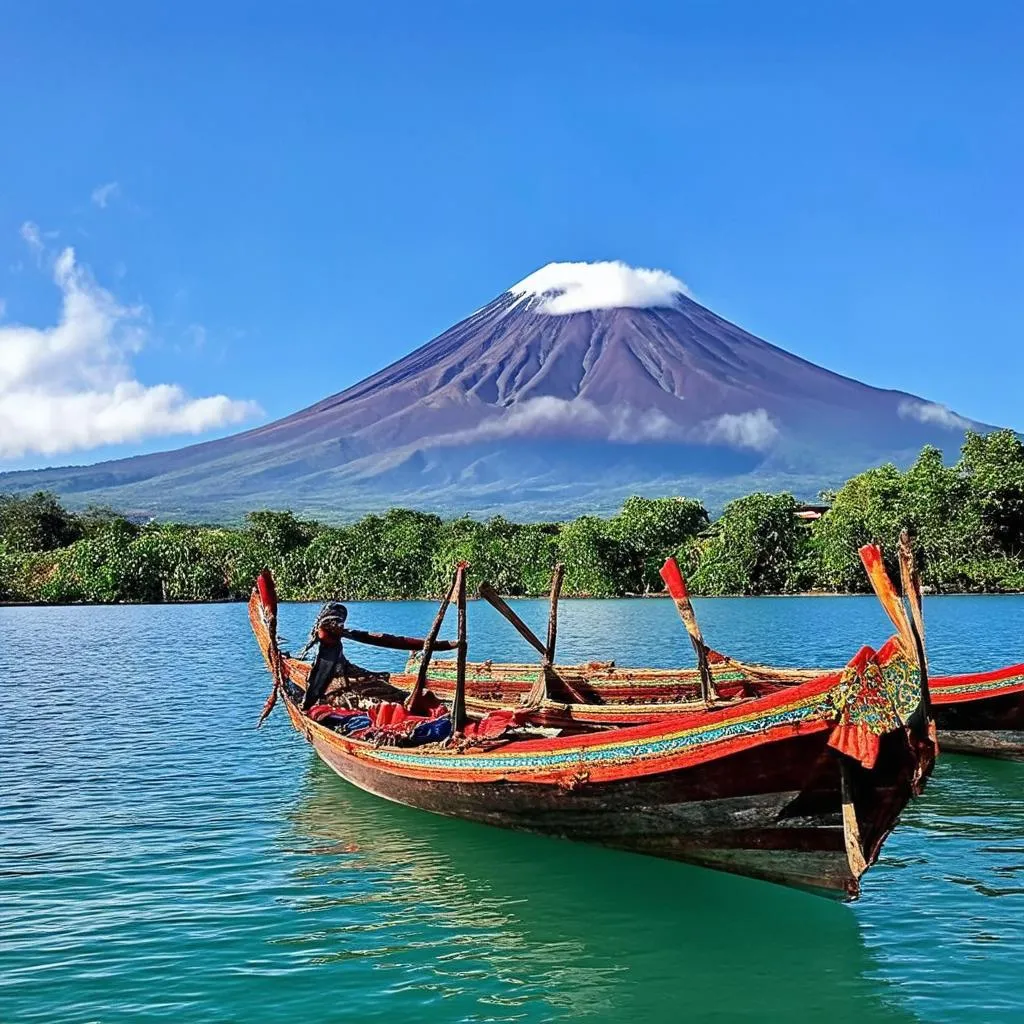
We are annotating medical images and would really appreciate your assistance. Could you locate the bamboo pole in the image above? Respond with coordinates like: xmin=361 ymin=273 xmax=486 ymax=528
xmin=659 ymin=557 xmax=716 ymax=707
xmin=477 ymin=582 xmax=546 ymax=656
xmin=527 ymin=563 xmax=565 ymax=706
xmin=452 ymin=563 xmax=469 ymax=735
xmin=405 ymin=562 xmax=466 ymax=712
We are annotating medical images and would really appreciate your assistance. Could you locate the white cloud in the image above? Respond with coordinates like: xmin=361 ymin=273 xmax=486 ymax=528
xmin=508 ymin=260 xmax=689 ymax=315
xmin=898 ymin=399 xmax=972 ymax=431
xmin=433 ymin=396 xmax=682 ymax=446
xmin=0 ymin=245 xmax=259 ymax=459
xmin=20 ymin=221 xmax=43 ymax=254
xmin=702 ymin=409 xmax=779 ymax=451
xmin=91 ymin=181 xmax=121 ymax=209
xmin=426 ymin=397 xmax=780 ymax=452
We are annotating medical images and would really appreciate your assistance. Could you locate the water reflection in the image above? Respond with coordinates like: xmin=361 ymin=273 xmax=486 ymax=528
xmin=284 ymin=761 xmax=914 ymax=1023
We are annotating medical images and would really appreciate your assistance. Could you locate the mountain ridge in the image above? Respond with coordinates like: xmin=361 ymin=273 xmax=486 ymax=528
xmin=0 ymin=261 xmax=995 ymax=521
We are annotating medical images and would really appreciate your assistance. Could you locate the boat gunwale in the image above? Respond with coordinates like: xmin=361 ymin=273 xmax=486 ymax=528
xmin=252 ymin=593 xmax=927 ymax=787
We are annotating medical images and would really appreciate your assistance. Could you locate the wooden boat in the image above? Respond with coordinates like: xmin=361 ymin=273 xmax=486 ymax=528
xmin=419 ymin=657 xmax=1024 ymax=759
xmin=418 ymin=539 xmax=1024 ymax=760
xmin=250 ymin=546 xmax=935 ymax=899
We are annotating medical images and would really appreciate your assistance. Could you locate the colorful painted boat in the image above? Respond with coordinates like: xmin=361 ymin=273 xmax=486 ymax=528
xmin=417 ymin=592 xmax=1024 ymax=761
xmin=415 ymin=656 xmax=1024 ymax=758
xmin=251 ymin=547 xmax=935 ymax=899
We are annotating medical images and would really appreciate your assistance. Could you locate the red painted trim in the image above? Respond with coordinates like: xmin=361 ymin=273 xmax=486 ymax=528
xmin=660 ymin=557 xmax=688 ymax=600
xmin=935 ymin=662 xmax=1024 ymax=687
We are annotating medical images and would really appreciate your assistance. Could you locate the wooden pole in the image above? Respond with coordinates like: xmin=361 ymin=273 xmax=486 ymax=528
xmin=477 ymin=582 xmax=546 ymax=657
xmin=405 ymin=562 xmax=466 ymax=712
xmin=452 ymin=563 xmax=469 ymax=735
xmin=527 ymin=563 xmax=565 ymax=706
xmin=659 ymin=557 xmax=716 ymax=707
xmin=839 ymin=758 xmax=868 ymax=880
xmin=898 ymin=530 xmax=926 ymax=659
xmin=545 ymin=563 xmax=565 ymax=662
xmin=898 ymin=529 xmax=931 ymax=720
xmin=341 ymin=627 xmax=459 ymax=652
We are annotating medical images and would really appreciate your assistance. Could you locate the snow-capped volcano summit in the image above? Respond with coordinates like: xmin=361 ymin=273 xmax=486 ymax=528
xmin=0 ymin=260 xmax=994 ymax=520
xmin=508 ymin=260 xmax=689 ymax=314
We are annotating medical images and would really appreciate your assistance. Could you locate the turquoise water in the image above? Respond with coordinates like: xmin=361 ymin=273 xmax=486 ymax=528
xmin=3 ymin=594 xmax=1024 ymax=1022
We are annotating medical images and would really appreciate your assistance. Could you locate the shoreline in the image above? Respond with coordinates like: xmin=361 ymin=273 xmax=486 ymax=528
xmin=3 ymin=590 xmax=1024 ymax=609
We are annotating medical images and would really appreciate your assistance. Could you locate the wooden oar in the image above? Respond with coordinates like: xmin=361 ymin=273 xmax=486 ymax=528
xmin=660 ymin=557 xmax=715 ymax=707
xmin=405 ymin=562 xmax=467 ymax=712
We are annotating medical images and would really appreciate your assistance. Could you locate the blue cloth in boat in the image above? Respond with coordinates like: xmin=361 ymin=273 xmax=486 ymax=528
xmin=338 ymin=714 xmax=372 ymax=735
xmin=410 ymin=716 xmax=452 ymax=745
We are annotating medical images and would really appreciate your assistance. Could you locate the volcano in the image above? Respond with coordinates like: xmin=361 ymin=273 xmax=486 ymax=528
xmin=0 ymin=261 xmax=994 ymax=520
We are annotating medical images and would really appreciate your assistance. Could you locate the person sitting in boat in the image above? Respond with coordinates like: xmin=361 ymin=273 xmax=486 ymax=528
xmin=300 ymin=602 xmax=408 ymax=709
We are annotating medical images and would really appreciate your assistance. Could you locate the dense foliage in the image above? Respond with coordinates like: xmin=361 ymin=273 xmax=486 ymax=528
xmin=3 ymin=431 xmax=1024 ymax=603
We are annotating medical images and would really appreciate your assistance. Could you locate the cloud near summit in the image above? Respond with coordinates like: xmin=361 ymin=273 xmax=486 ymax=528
xmin=508 ymin=260 xmax=690 ymax=315
xmin=0 ymin=243 xmax=259 ymax=460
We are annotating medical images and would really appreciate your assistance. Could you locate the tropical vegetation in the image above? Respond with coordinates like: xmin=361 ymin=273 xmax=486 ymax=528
xmin=2 ymin=431 xmax=1024 ymax=603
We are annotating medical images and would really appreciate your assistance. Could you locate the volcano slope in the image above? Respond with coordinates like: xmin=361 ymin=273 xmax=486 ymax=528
xmin=0 ymin=261 xmax=993 ymax=520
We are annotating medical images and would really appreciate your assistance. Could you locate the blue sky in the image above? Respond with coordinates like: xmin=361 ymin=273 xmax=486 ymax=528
xmin=1 ymin=1 xmax=1021 ymax=470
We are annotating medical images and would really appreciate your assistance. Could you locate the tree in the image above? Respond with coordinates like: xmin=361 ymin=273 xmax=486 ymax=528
xmin=0 ymin=492 xmax=81 ymax=552
xmin=44 ymin=518 xmax=161 ymax=603
xmin=687 ymin=493 xmax=806 ymax=595
xmin=557 ymin=516 xmax=642 ymax=596
xmin=810 ymin=465 xmax=907 ymax=591
xmin=244 ymin=509 xmax=319 ymax=554
xmin=301 ymin=509 xmax=442 ymax=599
xmin=608 ymin=496 xmax=709 ymax=592
xmin=959 ymin=429 xmax=1024 ymax=557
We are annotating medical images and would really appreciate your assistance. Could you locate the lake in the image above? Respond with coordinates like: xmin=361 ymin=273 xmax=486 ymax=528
xmin=3 ymin=594 xmax=1024 ymax=1022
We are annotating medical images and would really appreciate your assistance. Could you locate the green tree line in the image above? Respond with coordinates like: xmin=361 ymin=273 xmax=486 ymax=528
xmin=3 ymin=430 xmax=1024 ymax=604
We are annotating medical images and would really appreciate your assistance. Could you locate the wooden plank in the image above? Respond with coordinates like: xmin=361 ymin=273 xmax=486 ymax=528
xmin=838 ymin=759 xmax=868 ymax=879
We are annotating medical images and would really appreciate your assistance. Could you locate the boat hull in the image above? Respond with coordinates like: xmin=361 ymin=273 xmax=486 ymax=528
xmin=931 ymin=678 xmax=1024 ymax=759
xmin=250 ymin=577 xmax=933 ymax=900
xmin=282 ymin=694 xmax=923 ymax=899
